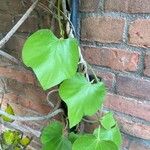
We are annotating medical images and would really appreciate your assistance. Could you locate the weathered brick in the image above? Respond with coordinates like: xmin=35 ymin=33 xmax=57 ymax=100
xmin=116 ymin=75 xmax=150 ymax=100
xmin=80 ymin=0 xmax=99 ymax=12
xmin=0 ymin=66 xmax=35 ymax=85
xmin=28 ymin=140 xmax=42 ymax=150
xmin=14 ymin=15 xmax=39 ymax=33
xmin=0 ymin=0 xmax=25 ymax=15
xmin=83 ymin=47 xmax=140 ymax=71
xmin=81 ymin=17 xmax=125 ymax=43
xmin=122 ymin=135 xmax=130 ymax=150
xmin=105 ymin=93 xmax=150 ymax=121
xmin=105 ymin=0 xmax=150 ymax=13
xmin=129 ymin=19 xmax=150 ymax=48
xmin=144 ymin=52 xmax=150 ymax=77
xmin=18 ymin=96 xmax=51 ymax=114
xmin=0 ymin=13 xmax=13 ymax=32
xmin=2 ymin=101 xmax=39 ymax=116
xmin=3 ymin=91 xmax=50 ymax=115
xmin=116 ymin=114 xmax=150 ymax=140
xmin=5 ymin=33 xmax=27 ymax=59
xmin=0 ymin=77 xmax=47 ymax=104
xmin=0 ymin=55 xmax=16 ymax=67
xmin=89 ymin=69 xmax=116 ymax=91
xmin=129 ymin=141 xmax=150 ymax=150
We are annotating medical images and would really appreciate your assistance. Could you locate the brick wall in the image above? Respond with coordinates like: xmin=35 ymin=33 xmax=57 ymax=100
xmin=0 ymin=0 xmax=150 ymax=150
xmin=80 ymin=0 xmax=150 ymax=150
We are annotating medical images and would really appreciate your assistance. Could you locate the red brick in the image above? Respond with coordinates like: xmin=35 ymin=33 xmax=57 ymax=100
xmin=116 ymin=75 xmax=150 ymax=100
xmin=24 ymin=86 xmax=47 ymax=103
xmin=129 ymin=141 xmax=150 ymax=150
xmin=2 ymin=92 xmax=50 ymax=115
xmin=129 ymin=19 xmax=150 ymax=48
xmin=6 ymin=84 xmax=47 ymax=104
xmin=116 ymin=114 xmax=150 ymax=140
xmin=105 ymin=0 xmax=150 ymax=13
xmin=18 ymin=96 xmax=51 ymax=114
xmin=1 ymin=99 xmax=39 ymax=116
xmin=5 ymin=34 xmax=27 ymax=55
xmin=83 ymin=47 xmax=140 ymax=71
xmin=105 ymin=93 xmax=150 ymax=121
xmin=89 ymin=69 xmax=116 ymax=91
xmin=81 ymin=17 xmax=125 ymax=43
xmin=80 ymin=0 xmax=99 ymax=12
xmin=0 ymin=66 xmax=35 ymax=85
xmin=144 ymin=52 xmax=150 ymax=77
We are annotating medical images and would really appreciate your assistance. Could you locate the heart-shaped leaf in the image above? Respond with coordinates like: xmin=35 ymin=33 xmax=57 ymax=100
xmin=59 ymin=73 xmax=106 ymax=128
xmin=40 ymin=121 xmax=72 ymax=150
xmin=22 ymin=29 xmax=79 ymax=90
xmin=100 ymin=112 xmax=116 ymax=130
xmin=72 ymin=134 xmax=118 ymax=150
xmin=94 ymin=126 xmax=122 ymax=148
xmin=68 ymin=132 xmax=82 ymax=144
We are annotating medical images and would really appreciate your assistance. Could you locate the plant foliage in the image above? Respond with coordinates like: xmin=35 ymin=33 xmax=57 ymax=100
xmin=22 ymin=29 xmax=122 ymax=150
xmin=22 ymin=29 xmax=79 ymax=90
xmin=0 ymin=105 xmax=31 ymax=149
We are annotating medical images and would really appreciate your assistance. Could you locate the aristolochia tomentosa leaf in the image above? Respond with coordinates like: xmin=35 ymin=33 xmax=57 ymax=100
xmin=72 ymin=128 xmax=118 ymax=150
xmin=100 ymin=112 xmax=116 ymax=130
xmin=94 ymin=126 xmax=122 ymax=149
xmin=40 ymin=121 xmax=72 ymax=150
xmin=22 ymin=29 xmax=79 ymax=90
xmin=59 ymin=73 xmax=106 ymax=128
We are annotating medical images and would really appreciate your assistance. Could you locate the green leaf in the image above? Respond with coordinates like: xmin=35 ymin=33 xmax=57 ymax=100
xmin=2 ymin=104 xmax=15 ymax=122
xmin=72 ymin=135 xmax=118 ymax=150
xmin=20 ymin=136 xmax=31 ymax=146
xmin=14 ymin=146 xmax=21 ymax=150
xmin=68 ymin=132 xmax=82 ymax=144
xmin=22 ymin=29 xmax=79 ymax=90
xmin=59 ymin=73 xmax=106 ymax=127
xmin=2 ymin=130 xmax=20 ymax=145
xmin=40 ymin=121 xmax=72 ymax=150
xmin=100 ymin=112 xmax=116 ymax=130
xmin=94 ymin=125 xmax=122 ymax=148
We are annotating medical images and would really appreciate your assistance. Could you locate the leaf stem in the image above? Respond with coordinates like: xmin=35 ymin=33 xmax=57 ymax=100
xmin=87 ymin=64 xmax=99 ymax=83
xmin=97 ymin=127 xmax=101 ymax=141
xmin=57 ymin=0 xmax=65 ymax=38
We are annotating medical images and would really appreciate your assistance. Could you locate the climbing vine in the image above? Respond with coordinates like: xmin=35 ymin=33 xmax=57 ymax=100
xmin=0 ymin=0 xmax=122 ymax=150
xmin=21 ymin=26 xmax=122 ymax=149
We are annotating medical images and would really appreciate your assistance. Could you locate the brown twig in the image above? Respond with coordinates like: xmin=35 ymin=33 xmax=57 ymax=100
xmin=0 ymin=0 xmax=38 ymax=49
xmin=0 ymin=50 xmax=20 ymax=64
xmin=46 ymin=89 xmax=59 ymax=108
xmin=0 ymin=119 xmax=41 ymax=137
xmin=0 ymin=108 xmax=63 ymax=121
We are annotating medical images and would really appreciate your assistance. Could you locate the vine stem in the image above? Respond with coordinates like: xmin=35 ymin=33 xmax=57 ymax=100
xmin=47 ymin=89 xmax=59 ymax=108
xmin=0 ymin=108 xmax=63 ymax=121
xmin=0 ymin=0 xmax=38 ymax=49
xmin=0 ymin=119 xmax=41 ymax=137
xmin=57 ymin=0 xmax=64 ymax=38
xmin=0 ymin=50 xmax=20 ymax=64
